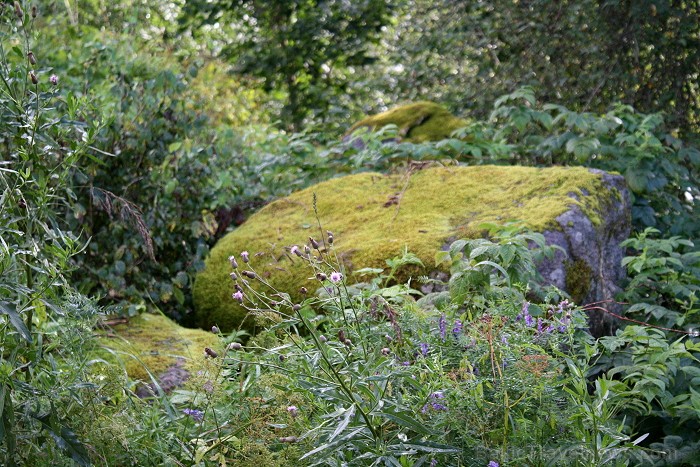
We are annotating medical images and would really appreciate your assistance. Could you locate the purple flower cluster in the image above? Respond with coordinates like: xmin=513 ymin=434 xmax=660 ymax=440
xmin=419 ymin=342 xmax=430 ymax=357
xmin=452 ymin=319 xmax=463 ymax=337
xmin=516 ymin=301 xmax=534 ymax=327
xmin=183 ymin=408 xmax=204 ymax=421
xmin=439 ymin=314 xmax=447 ymax=341
xmin=421 ymin=391 xmax=447 ymax=413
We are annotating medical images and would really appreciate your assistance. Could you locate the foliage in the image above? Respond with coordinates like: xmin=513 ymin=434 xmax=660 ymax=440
xmin=179 ymin=0 xmax=395 ymax=131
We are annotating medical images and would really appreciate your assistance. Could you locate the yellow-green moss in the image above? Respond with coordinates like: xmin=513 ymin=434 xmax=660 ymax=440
xmin=347 ymin=101 xmax=468 ymax=143
xmin=565 ymin=259 xmax=593 ymax=303
xmin=195 ymin=165 xmax=617 ymax=332
xmin=98 ymin=313 xmax=219 ymax=382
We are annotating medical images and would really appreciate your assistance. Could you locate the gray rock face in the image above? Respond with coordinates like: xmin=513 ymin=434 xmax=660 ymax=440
xmin=538 ymin=169 xmax=631 ymax=336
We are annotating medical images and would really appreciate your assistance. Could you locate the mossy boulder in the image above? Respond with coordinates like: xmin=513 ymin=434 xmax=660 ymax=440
xmin=345 ymin=101 xmax=468 ymax=144
xmin=194 ymin=165 xmax=630 ymax=335
xmin=99 ymin=313 xmax=220 ymax=396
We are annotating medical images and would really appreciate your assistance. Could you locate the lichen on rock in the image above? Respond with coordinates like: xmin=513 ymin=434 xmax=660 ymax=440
xmin=194 ymin=165 xmax=629 ymax=334
xmin=345 ymin=101 xmax=468 ymax=144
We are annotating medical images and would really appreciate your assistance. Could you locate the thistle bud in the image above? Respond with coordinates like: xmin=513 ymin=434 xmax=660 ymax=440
xmin=316 ymin=272 xmax=327 ymax=281
xmin=381 ymin=348 xmax=391 ymax=356
xmin=292 ymin=304 xmax=301 ymax=311
xmin=240 ymin=251 xmax=249 ymax=263
xmin=385 ymin=334 xmax=393 ymax=342
xmin=319 ymin=335 xmax=327 ymax=343
xmin=309 ymin=237 xmax=319 ymax=250
xmin=242 ymin=270 xmax=256 ymax=279
xmin=299 ymin=286 xmax=308 ymax=295
xmin=27 ymin=52 xmax=36 ymax=65
xmin=344 ymin=339 xmax=352 ymax=347
xmin=29 ymin=71 xmax=37 ymax=84
xmin=204 ymin=347 xmax=218 ymax=358
xmin=279 ymin=436 xmax=298 ymax=443
xmin=14 ymin=2 xmax=23 ymax=19
xmin=227 ymin=342 xmax=242 ymax=351
xmin=304 ymin=245 xmax=311 ymax=254
xmin=211 ymin=326 xmax=220 ymax=334
xmin=31 ymin=5 xmax=37 ymax=18
xmin=327 ymin=231 xmax=334 ymax=244
xmin=338 ymin=330 xmax=346 ymax=342
xmin=279 ymin=354 xmax=286 ymax=362
xmin=229 ymin=272 xmax=238 ymax=281
xmin=228 ymin=255 xmax=238 ymax=269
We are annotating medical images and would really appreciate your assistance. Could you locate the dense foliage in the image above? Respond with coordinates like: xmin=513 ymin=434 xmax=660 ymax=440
xmin=0 ymin=0 xmax=699 ymax=465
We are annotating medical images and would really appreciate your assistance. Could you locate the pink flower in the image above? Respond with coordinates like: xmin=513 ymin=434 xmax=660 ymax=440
xmin=232 ymin=291 xmax=244 ymax=302
xmin=330 ymin=272 xmax=343 ymax=283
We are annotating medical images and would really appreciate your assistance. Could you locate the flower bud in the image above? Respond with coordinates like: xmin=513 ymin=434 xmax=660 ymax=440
xmin=299 ymin=286 xmax=308 ymax=295
xmin=27 ymin=52 xmax=36 ymax=65
xmin=227 ymin=342 xmax=242 ymax=351
xmin=319 ymin=335 xmax=327 ymax=343
xmin=381 ymin=347 xmax=391 ymax=356
xmin=304 ymin=245 xmax=311 ymax=254
xmin=338 ymin=330 xmax=346 ymax=342
xmin=344 ymin=339 xmax=352 ymax=347
xmin=14 ymin=2 xmax=23 ymax=19
xmin=316 ymin=272 xmax=327 ymax=281
xmin=31 ymin=5 xmax=37 ymax=18
xmin=204 ymin=347 xmax=218 ymax=358
xmin=242 ymin=270 xmax=256 ymax=279
xmin=229 ymin=272 xmax=238 ymax=281
xmin=279 ymin=354 xmax=286 ymax=362
xmin=211 ymin=326 xmax=220 ymax=334
xmin=385 ymin=334 xmax=392 ymax=342
xmin=241 ymin=251 xmax=249 ymax=263
xmin=228 ymin=255 xmax=238 ymax=269
xmin=29 ymin=71 xmax=37 ymax=84
xmin=279 ymin=436 xmax=298 ymax=443
xmin=292 ymin=304 xmax=301 ymax=311
xmin=309 ymin=237 xmax=319 ymax=249
xmin=327 ymin=231 xmax=334 ymax=244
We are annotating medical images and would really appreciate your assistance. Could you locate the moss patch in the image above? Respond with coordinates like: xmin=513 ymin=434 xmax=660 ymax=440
xmin=565 ymin=259 xmax=593 ymax=304
xmin=195 ymin=165 xmax=617 ymax=332
xmin=98 ymin=313 xmax=219 ymax=383
xmin=347 ymin=101 xmax=468 ymax=143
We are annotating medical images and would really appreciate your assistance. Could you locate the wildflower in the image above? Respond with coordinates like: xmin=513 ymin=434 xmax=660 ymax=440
xmin=401 ymin=361 xmax=411 ymax=366
xmin=300 ymin=286 xmax=308 ymax=295
xmin=287 ymin=405 xmax=299 ymax=417
xmin=290 ymin=245 xmax=302 ymax=257
xmin=381 ymin=347 xmax=390 ymax=356
xmin=14 ymin=2 xmax=22 ymax=19
xmin=537 ymin=317 xmax=544 ymax=333
xmin=419 ymin=342 xmax=429 ymax=356
xmin=501 ymin=334 xmax=509 ymax=345
xmin=327 ymin=230 xmax=334 ymax=244
xmin=439 ymin=314 xmax=447 ymax=341
xmin=329 ymin=271 xmax=343 ymax=283
xmin=309 ymin=236 xmax=320 ymax=249
xmin=488 ymin=462 xmax=500 ymax=467
xmin=183 ymin=408 xmax=204 ymax=421
xmin=316 ymin=272 xmax=327 ymax=281
xmin=211 ymin=326 xmax=220 ymax=334
xmin=430 ymin=460 xmax=438 ymax=467
xmin=452 ymin=319 xmax=462 ymax=337
xmin=232 ymin=291 xmax=244 ymax=302
xmin=230 ymin=272 xmax=238 ymax=281
xmin=204 ymin=347 xmax=218 ymax=358
xmin=227 ymin=342 xmax=242 ymax=351
xmin=525 ymin=314 xmax=534 ymax=327
xmin=430 ymin=391 xmax=444 ymax=399
xmin=240 ymin=251 xmax=249 ymax=263
xmin=228 ymin=255 xmax=238 ymax=269
xmin=27 ymin=52 xmax=36 ymax=65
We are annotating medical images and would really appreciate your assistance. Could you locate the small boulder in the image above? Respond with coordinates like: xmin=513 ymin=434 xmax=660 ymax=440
xmin=345 ymin=101 xmax=468 ymax=145
xmin=194 ymin=165 xmax=630 ymax=335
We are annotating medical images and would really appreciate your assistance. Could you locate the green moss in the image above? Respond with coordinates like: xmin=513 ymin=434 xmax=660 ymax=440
xmin=565 ymin=259 xmax=593 ymax=304
xmin=347 ymin=101 xmax=468 ymax=143
xmin=98 ymin=313 xmax=220 ymax=382
xmin=195 ymin=165 xmax=619 ymax=332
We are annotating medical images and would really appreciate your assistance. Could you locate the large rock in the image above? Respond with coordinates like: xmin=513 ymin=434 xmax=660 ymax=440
xmin=194 ymin=165 xmax=630 ymax=334
xmin=345 ymin=101 xmax=468 ymax=144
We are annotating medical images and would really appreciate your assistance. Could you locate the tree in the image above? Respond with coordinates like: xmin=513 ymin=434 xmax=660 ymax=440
xmin=180 ymin=0 xmax=394 ymax=131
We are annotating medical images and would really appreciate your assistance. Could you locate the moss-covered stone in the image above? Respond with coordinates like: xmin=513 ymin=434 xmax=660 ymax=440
xmin=565 ymin=259 xmax=593 ymax=303
xmin=195 ymin=165 xmax=616 ymax=332
xmin=346 ymin=101 xmax=468 ymax=143
xmin=98 ymin=313 xmax=219 ymax=385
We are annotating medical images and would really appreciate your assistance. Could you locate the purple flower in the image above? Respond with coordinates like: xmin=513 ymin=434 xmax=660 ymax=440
xmin=439 ymin=314 xmax=447 ymax=341
xmin=488 ymin=462 xmax=500 ymax=467
xmin=183 ymin=408 xmax=204 ymax=421
xmin=419 ymin=342 xmax=429 ymax=356
xmin=524 ymin=314 xmax=534 ymax=327
xmin=232 ymin=291 xmax=244 ymax=302
xmin=501 ymin=335 xmax=509 ymax=345
xmin=287 ymin=405 xmax=299 ymax=417
xmin=49 ymin=74 xmax=58 ymax=85
xmin=537 ymin=317 xmax=544 ymax=333
xmin=290 ymin=245 xmax=301 ymax=256
xmin=430 ymin=391 xmax=445 ymax=399
xmin=430 ymin=460 xmax=438 ymax=467
xmin=241 ymin=251 xmax=249 ymax=263
xmin=452 ymin=319 xmax=462 ymax=337
xmin=329 ymin=271 xmax=343 ymax=283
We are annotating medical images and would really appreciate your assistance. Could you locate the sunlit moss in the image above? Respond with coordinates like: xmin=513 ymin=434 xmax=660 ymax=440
xmin=98 ymin=313 xmax=219 ymax=382
xmin=194 ymin=165 xmax=620 ymax=332
xmin=565 ymin=259 xmax=594 ymax=304
xmin=346 ymin=101 xmax=468 ymax=142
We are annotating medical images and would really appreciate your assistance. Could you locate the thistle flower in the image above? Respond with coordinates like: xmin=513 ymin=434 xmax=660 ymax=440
xmin=290 ymin=245 xmax=302 ymax=257
xmin=287 ymin=405 xmax=299 ymax=417
xmin=240 ymin=251 xmax=249 ymax=263
xmin=329 ymin=271 xmax=343 ymax=283
xmin=309 ymin=237 xmax=319 ymax=249
xmin=229 ymin=255 xmax=238 ymax=269
xmin=232 ymin=291 xmax=244 ymax=302
xmin=227 ymin=342 xmax=242 ymax=351
xmin=488 ymin=462 xmax=500 ymax=467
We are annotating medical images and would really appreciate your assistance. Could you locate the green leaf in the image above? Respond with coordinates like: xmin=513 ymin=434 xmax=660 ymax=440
xmin=0 ymin=302 xmax=32 ymax=343
xmin=375 ymin=410 xmax=434 ymax=436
